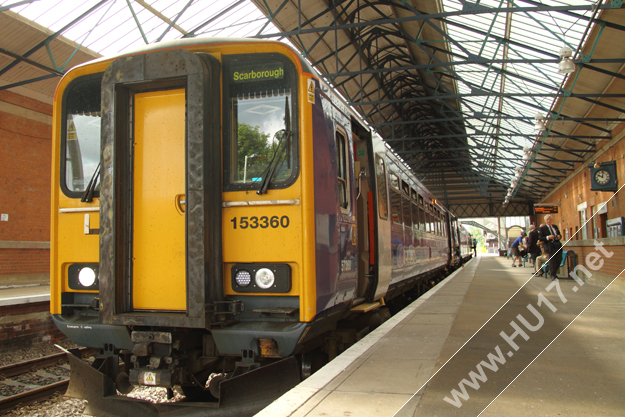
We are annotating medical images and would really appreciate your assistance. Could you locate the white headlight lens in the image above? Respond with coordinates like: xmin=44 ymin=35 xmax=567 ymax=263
xmin=255 ymin=268 xmax=275 ymax=289
xmin=235 ymin=270 xmax=251 ymax=287
xmin=78 ymin=267 xmax=97 ymax=287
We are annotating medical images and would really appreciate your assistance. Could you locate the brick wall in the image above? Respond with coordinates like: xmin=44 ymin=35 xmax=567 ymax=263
xmin=0 ymin=248 xmax=50 ymax=276
xmin=562 ymin=241 xmax=625 ymax=295
xmin=535 ymin=135 xmax=625 ymax=234
xmin=0 ymin=302 xmax=64 ymax=347
xmin=0 ymin=90 xmax=52 ymax=283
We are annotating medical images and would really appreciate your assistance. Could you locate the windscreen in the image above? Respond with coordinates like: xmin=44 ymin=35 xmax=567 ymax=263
xmin=225 ymin=57 xmax=296 ymax=189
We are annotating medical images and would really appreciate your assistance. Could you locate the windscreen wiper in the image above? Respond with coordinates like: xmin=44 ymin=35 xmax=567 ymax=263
xmin=256 ymin=130 xmax=290 ymax=195
xmin=256 ymin=96 xmax=291 ymax=195
xmin=81 ymin=162 xmax=100 ymax=203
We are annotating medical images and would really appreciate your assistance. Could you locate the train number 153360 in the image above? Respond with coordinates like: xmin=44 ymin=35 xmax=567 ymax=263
xmin=230 ymin=216 xmax=290 ymax=229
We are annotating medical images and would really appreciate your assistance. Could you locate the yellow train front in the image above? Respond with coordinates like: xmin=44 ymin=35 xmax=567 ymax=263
xmin=50 ymin=38 xmax=457 ymax=414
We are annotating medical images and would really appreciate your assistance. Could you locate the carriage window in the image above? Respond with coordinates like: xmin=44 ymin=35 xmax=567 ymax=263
xmin=225 ymin=57 xmax=297 ymax=190
xmin=390 ymin=173 xmax=402 ymax=224
xmin=417 ymin=194 xmax=425 ymax=231
xmin=62 ymin=76 xmax=102 ymax=195
xmin=427 ymin=204 xmax=433 ymax=233
xmin=402 ymin=193 xmax=412 ymax=228
xmin=336 ymin=130 xmax=349 ymax=210
xmin=402 ymin=181 xmax=410 ymax=195
xmin=390 ymin=172 xmax=399 ymax=189
xmin=375 ymin=155 xmax=388 ymax=220
xmin=437 ymin=211 xmax=442 ymax=236
xmin=411 ymin=200 xmax=419 ymax=232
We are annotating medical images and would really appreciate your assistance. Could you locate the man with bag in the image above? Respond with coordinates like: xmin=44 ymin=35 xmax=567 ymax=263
xmin=538 ymin=214 xmax=563 ymax=281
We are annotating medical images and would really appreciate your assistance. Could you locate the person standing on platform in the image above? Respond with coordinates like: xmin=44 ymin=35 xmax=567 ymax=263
xmin=539 ymin=215 xmax=563 ymax=281
xmin=471 ymin=238 xmax=477 ymax=257
xmin=535 ymin=242 xmax=548 ymax=277
xmin=527 ymin=224 xmax=541 ymax=273
xmin=510 ymin=231 xmax=526 ymax=267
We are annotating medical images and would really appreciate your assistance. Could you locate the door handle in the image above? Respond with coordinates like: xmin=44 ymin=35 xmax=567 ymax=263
xmin=175 ymin=194 xmax=185 ymax=214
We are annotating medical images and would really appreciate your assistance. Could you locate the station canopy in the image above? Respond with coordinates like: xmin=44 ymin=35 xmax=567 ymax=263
xmin=2 ymin=0 xmax=624 ymax=216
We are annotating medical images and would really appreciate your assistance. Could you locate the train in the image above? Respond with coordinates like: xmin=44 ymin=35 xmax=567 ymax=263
xmin=49 ymin=37 xmax=473 ymax=415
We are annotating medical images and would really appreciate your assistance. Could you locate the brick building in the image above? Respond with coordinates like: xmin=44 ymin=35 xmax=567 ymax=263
xmin=535 ymin=125 xmax=625 ymax=294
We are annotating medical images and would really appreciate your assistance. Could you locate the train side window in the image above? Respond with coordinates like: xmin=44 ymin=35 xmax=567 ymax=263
xmin=402 ymin=184 xmax=412 ymax=229
xmin=336 ymin=130 xmax=349 ymax=210
xmin=402 ymin=181 xmax=410 ymax=195
xmin=411 ymin=193 xmax=419 ymax=233
xmin=427 ymin=204 xmax=433 ymax=233
xmin=418 ymin=194 xmax=425 ymax=231
xmin=438 ymin=211 xmax=443 ymax=236
xmin=375 ymin=155 xmax=388 ymax=220
xmin=390 ymin=173 xmax=402 ymax=224
xmin=61 ymin=74 xmax=103 ymax=197
xmin=436 ymin=209 xmax=440 ymax=235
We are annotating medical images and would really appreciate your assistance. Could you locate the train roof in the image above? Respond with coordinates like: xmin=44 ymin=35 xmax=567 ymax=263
xmin=68 ymin=37 xmax=317 ymax=79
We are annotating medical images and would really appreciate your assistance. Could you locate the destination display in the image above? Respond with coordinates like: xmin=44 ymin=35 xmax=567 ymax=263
xmin=231 ymin=63 xmax=284 ymax=83
xmin=533 ymin=205 xmax=559 ymax=214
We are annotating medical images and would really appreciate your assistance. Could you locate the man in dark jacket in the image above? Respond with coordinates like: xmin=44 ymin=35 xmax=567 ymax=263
xmin=527 ymin=224 xmax=541 ymax=273
xmin=538 ymin=215 xmax=562 ymax=280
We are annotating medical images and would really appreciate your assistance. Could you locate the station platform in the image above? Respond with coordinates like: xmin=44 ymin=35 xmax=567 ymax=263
xmin=0 ymin=284 xmax=50 ymax=307
xmin=258 ymin=256 xmax=625 ymax=417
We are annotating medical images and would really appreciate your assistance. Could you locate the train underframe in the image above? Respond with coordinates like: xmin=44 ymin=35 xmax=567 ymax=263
xmin=60 ymin=266 xmax=456 ymax=416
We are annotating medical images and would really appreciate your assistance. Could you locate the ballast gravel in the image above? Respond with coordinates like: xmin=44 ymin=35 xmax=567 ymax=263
xmin=0 ymin=341 xmax=186 ymax=417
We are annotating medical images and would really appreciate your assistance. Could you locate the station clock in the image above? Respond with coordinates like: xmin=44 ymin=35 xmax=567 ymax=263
xmin=588 ymin=160 xmax=618 ymax=192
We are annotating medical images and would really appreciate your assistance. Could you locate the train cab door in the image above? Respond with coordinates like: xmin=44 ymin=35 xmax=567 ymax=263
xmin=132 ymin=89 xmax=187 ymax=310
xmin=99 ymin=50 xmax=222 ymax=327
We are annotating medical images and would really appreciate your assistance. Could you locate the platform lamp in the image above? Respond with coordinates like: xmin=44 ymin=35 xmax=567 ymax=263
xmin=523 ymin=147 xmax=533 ymax=161
xmin=558 ymin=45 xmax=576 ymax=74
xmin=534 ymin=113 xmax=546 ymax=131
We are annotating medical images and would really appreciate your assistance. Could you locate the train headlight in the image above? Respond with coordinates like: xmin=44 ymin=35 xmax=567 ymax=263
xmin=231 ymin=264 xmax=290 ymax=293
xmin=67 ymin=263 xmax=99 ymax=290
xmin=78 ymin=267 xmax=97 ymax=287
xmin=255 ymin=268 xmax=275 ymax=289
xmin=234 ymin=270 xmax=251 ymax=287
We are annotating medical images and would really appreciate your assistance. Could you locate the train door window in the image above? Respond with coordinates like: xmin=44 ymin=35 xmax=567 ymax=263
xmin=401 ymin=181 xmax=412 ymax=228
xmin=223 ymin=55 xmax=298 ymax=191
xmin=61 ymin=74 xmax=103 ymax=197
xmin=375 ymin=155 xmax=388 ymax=220
xmin=390 ymin=173 xmax=402 ymax=224
xmin=336 ymin=129 xmax=349 ymax=210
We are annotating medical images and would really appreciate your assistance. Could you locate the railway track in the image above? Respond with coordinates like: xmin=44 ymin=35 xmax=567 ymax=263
xmin=0 ymin=348 xmax=94 ymax=414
